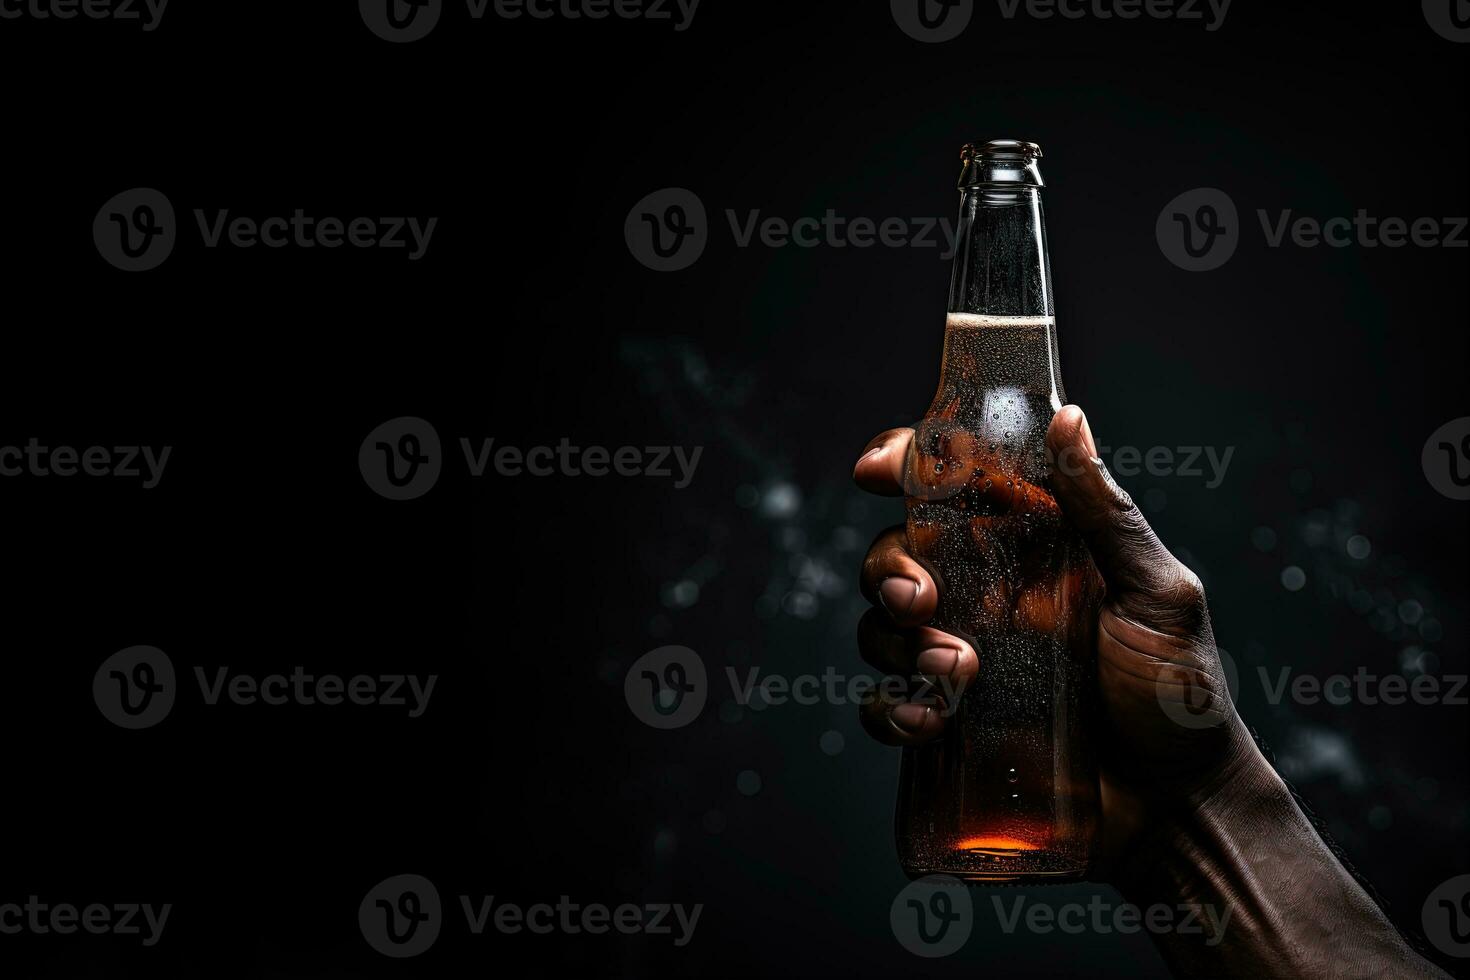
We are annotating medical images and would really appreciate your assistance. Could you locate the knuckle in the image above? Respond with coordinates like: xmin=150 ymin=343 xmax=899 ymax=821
xmin=859 ymin=528 xmax=909 ymax=588
xmin=859 ymin=537 xmax=889 ymax=582
xmin=857 ymin=701 xmax=902 ymax=746
xmin=1152 ymin=564 xmax=1209 ymax=632
xmin=1167 ymin=566 xmax=1206 ymax=607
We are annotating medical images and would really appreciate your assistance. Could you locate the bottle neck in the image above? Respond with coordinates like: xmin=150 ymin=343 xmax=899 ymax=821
xmin=941 ymin=185 xmax=1064 ymax=409
xmin=947 ymin=186 xmax=1054 ymax=317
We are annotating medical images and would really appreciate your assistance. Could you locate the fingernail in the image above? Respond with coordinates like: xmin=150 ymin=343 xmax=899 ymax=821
xmin=891 ymin=703 xmax=931 ymax=733
xmin=1077 ymin=409 xmax=1098 ymax=459
xmin=879 ymin=577 xmax=920 ymax=618
xmin=852 ymin=445 xmax=884 ymax=478
xmin=915 ymin=647 xmax=959 ymax=676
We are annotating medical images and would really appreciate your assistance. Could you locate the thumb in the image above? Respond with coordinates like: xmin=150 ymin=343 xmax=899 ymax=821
xmin=1045 ymin=406 xmax=1198 ymax=606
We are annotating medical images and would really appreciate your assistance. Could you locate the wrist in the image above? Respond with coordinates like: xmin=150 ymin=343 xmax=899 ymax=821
xmin=1111 ymin=722 xmax=1442 ymax=978
xmin=1110 ymin=719 xmax=1283 ymax=902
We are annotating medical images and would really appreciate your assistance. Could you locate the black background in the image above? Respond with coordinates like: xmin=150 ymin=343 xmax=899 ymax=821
xmin=0 ymin=0 xmax=1466 ymax=976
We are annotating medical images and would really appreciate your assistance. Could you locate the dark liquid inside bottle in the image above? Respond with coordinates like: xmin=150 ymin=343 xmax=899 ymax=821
xmin=897 ymin=313 xmax=1103 ymax=882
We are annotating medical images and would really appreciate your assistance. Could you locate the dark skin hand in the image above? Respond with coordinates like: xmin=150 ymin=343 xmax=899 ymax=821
xmin=854 ymin=405 xmax=1448 ymax=979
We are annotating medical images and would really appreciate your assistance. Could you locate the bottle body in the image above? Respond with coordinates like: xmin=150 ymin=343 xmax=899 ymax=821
xmin=895 ymin=144 xmax=1103 ymax=883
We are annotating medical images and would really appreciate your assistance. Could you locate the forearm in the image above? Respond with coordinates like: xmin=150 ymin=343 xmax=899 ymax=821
xmin=1113 ymin=739 xmax=1448 ymax=979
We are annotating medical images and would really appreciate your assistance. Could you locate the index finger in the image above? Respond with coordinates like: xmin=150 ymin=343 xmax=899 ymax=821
xmin=852 ymin=427 xmax=913 ymax=496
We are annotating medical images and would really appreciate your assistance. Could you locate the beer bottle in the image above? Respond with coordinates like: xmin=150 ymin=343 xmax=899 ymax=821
xmin=897 ymin=140 xmax=1103 ymax=882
